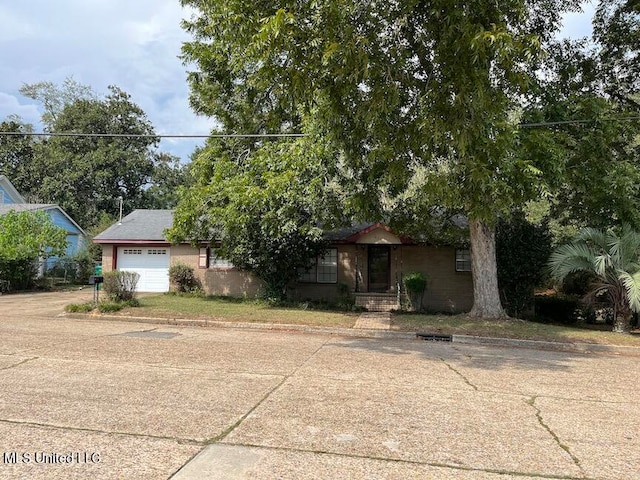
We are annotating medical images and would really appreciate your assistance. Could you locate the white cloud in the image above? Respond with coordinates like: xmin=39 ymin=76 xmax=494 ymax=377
xmin=0 ymin=6 xmax=36 ymax=42
xmin=0 ymin=93 xmax=41 ymax=124
xmin=0 ymin=0 xmax=213 ymax=162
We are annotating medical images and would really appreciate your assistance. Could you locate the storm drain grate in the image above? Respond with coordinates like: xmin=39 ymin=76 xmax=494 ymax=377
xmin=119 ymin=331 xmax=180 ymax=340
xmin=416 ymin=333 xmax=453 ymax=342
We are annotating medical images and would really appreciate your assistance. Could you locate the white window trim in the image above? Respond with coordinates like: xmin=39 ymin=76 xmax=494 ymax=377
xmin=200 ymin=246 xmax=235 ymax=270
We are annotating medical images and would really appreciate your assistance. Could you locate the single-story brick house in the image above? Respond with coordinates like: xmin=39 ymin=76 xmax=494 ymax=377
xmin=93 ymin=209 xmax=473 ymax=312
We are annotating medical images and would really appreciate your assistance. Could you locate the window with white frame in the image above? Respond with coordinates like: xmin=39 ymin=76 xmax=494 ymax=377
xmin=198 ymin=247 xmax=234 ymax=269
xmin=455 ymin=248 xmax=471 ymax=272
xmin=298 ymin=248 xmax=338 ymax=283
xmin=209 ymin=250 xmax=234 ymax=268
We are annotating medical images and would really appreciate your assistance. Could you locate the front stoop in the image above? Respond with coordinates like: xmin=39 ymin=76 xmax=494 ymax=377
xmin=355 ymin=293 xmax=400 ymax=312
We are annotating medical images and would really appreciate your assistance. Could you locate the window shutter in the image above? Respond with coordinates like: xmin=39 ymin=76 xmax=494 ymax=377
xmin=198 ymin=247 xmax=209 ymax=269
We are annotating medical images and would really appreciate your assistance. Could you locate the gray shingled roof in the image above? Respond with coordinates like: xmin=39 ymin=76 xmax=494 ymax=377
xmin=324 ymin=222 xmax=375 ymax=241
xmin=93 ymin=209 xmax=173 ymax=242
xmin=93 ymin=209 xmax=468 ymax=244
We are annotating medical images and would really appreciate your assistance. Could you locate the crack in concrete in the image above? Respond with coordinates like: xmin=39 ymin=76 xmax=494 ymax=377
xmin=221 ymin=442 xmax=596 ymax=480
xmin=441 ymin=358 xmax=478 ymax=390
xmin=0 ymin=418 xmax=203 ymax=445
xmin=204 ymin=338 xmax=331 ymax=445
xmin=527 ymin=396 xmax=585 ymax=477
xmin=203 ymin=376 xmax=288 ymax=445
xmin=0 ymin=356 xmax=38 ymax=371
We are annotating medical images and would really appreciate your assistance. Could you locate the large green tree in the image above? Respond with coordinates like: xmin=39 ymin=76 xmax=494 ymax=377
xmin=7 ymin=81 xmax=190 ymax=228
xmin=0 ymin=210 xmax=68 ymax=290
xmin=168 ymin=133 xmax=346 ymax=299
xmin=0 ymin=117 xmax=36 ymax=194
xmin=29 ymin=85 xmax=159 ymax=228
xmin=520 ymin=17 xmax=640 ymax=230
xmin=180 ymin=0 xmax=579 ymax=317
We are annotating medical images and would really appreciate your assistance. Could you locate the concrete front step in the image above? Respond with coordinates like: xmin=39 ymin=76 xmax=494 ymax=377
xmin=354 ymin=293 xmax=400 ymax=312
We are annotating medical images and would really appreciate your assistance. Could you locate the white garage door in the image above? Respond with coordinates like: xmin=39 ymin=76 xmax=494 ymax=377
xmin=117 ymin=247 xmax=170 ymax=292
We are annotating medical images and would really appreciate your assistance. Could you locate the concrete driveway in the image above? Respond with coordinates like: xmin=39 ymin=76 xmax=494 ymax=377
xmin=0 ymin=288 xmax=94 ymax=318
xmin=0 ymin=293 xmax=638 ymax=479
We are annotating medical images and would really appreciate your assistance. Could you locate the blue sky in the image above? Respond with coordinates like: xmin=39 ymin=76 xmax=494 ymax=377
xmin=0 ymin=1 xmax=595 ymax=163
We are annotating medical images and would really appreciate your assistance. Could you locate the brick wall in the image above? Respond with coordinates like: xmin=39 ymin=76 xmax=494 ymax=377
xmin=400 ymin=245 xmax=473 ymax=313
xmin=170 ymin=244 xmax=264 ymax=297
xmin=100 ymin=245 xmax=114 ymax=271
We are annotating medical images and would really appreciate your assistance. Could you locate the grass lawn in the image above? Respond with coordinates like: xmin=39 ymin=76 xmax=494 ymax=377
xmin=111 ymin=293 xmax=640 ymax=347
xmin=392 ymin=314 xmax=640 ymax=346
xmin=118 ymin=294 xmax=358 ymax=328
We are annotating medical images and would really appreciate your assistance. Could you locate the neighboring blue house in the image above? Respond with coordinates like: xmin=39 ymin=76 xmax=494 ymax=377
xmin=0 ymin=175 xmax=86 ymax=269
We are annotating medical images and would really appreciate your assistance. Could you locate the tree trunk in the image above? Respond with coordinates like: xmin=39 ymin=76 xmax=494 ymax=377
xmin=468 ymin=219 xmax=508 ymax=318
xmin=612 ymin=311 xmax=632 ymax=333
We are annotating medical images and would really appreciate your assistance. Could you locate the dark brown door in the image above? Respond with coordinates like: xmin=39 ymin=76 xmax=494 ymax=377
xmin=368 ymin=246 xmax=390 ymax=292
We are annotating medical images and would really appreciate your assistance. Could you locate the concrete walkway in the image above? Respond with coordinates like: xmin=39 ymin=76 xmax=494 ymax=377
xmin=353 ymin=312 xmax=391 ymax=330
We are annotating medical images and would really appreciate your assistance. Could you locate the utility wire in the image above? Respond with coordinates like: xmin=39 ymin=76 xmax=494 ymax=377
xmin=0 ymin=132 xmax=307 ymax=139
xmin=518 ymin=116 xmax=640 ymax=128
xmin=0 ymin=116 xmax=639 ymax=138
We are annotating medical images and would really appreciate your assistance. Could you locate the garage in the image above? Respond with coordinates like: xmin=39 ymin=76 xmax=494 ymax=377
xmin=117 ymin=247 xmax=170 ymax=292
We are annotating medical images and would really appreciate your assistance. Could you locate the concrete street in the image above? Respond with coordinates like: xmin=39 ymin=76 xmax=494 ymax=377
xmin=0 ymin=290 xmax=638 ymax=479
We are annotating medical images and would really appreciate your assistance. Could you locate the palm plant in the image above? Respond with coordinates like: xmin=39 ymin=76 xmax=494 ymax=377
xmin=548 ymin=226 xmax=640 ymax=333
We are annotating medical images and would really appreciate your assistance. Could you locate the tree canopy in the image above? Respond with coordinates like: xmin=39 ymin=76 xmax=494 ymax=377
xmin=1 ymin=79 xmax=189 ymax=228
xmin=168 ymin=133 xmax=346 ymax=299
xmin=179 ymin=0 xmax=581 ymax=316
xmin=0 ymin=210 xmax=67 ymax=261
xmin=0 ymin=210 xmax=68 ymax=291
xmin=520 ymin=10 xmax=640 ymax=231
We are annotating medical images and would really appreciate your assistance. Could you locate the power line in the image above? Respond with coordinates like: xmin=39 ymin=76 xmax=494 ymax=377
xmin=0 ymin=115 xmax=639 ymax=138
xmin=519 ymin=116 xmax=640 ymax=128
xmin=0 ymin=132 xmax=307 ymax=139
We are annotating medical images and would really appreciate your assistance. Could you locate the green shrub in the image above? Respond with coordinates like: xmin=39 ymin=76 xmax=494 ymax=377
xmin=0 ymin=258 xmax=38 ymax=291
xmin=64 ymin=302 xmax=94 ymax=313
xmin=497 ymin=212 xmax=552 ymax=317
xmin=403 ymin=272 xmax=427 ymax=311
xmin=94 ymin=298 xmax=139 ymax=313
xmin=45 ymin=249 xmax=95 ymax=285
xmin=97 ymin=301 xmax=125 ymax=313
xmin=336 ymin=282 xmax=355 ymax=310
xmin=103 ymin=271 xmax=140 ymax=302
xmin=534 ymin=295 xmax=583 ymax=325
xmin=169 ymin=263 xmax=201 ymax=293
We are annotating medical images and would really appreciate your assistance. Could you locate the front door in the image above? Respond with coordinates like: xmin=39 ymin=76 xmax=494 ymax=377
xmin=368 ymin=246 xmax=390 ymax=292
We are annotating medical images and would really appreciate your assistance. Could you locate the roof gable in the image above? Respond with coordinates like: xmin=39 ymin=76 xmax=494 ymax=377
xmin=0 ymin=203 xmax=86 ymax=235
xmin=0 ymin=176 xmax=26 ymax=204
xmin=342 ymin=223 xmax=414 ymax=244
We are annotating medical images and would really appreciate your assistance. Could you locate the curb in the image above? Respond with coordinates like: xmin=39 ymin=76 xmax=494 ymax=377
xmin=62 ymin=313 xmax=640 ymax=356
xmin=62 ymin=313 xmax=416 ymax=340
xmin=452 ymin=334 xmax=640 ymax=356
